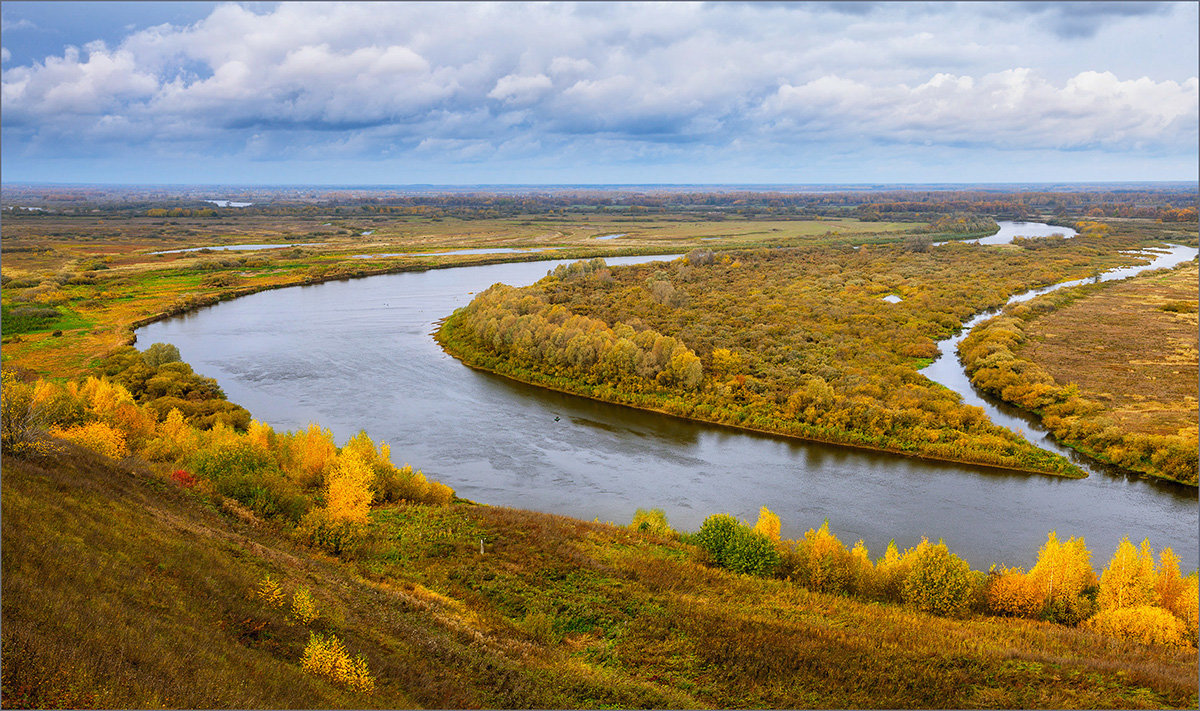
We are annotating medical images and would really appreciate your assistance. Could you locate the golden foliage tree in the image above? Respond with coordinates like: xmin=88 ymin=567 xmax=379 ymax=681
xmin=325 ymin=451 xmax=374 ymax=523
xmin=1098 ymin=537 xmax=1156 ymax=611
xmin=751 ymin=506 xmax=781 ymax=542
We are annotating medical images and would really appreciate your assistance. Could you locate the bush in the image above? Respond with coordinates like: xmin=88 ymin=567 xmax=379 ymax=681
xmin=256 ymin=575 xmax=287 ymax=609
xmin=985 ymin=568 xmax=1043 ymax=618
xmin=290 ymin=587 xmax=319 ymax=625
xmin=49 ymin=422 xmax=129 ymax=460
xmin=902 ymin=541 xmax=975 ymax=618
xmin=1084 ymin=606 xmax=1190 ymax=648
xmin=299 ymin=508 xmax=371 ymax=556
xmin=788 ymin=521 xmax=857 ymax=595
xmin=141 ymin=342 xmax=181 ymax=368
xmin=189 ymin=441 xmax=308 ymax=522
xmin=301 ymin=632 xmax=374 ymax=693
xmin=1 ymin=371 xmax=51 ymax=457
xmin=170 ymin=468 xmax=199 ymax=489
xmin=630 ymin=508 xmax=673 ymax=537
xmin=751 ymin=507 xmax=781 ymax=542
xmin=693 ymin=514 xmax=780 ymax=577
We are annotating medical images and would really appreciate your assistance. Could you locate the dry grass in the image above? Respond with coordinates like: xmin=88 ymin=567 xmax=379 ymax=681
xmin=3 ymin=442 xmax=1197 ymax=708
xmin=1017 ymin=262 xmax=1198 ymax=438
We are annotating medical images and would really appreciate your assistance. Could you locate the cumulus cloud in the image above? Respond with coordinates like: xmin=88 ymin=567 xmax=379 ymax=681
xmin=760 ymin=69 xmax=1198 ymax=150
xmin=0 ymin=1 xmax=1195 ymax=176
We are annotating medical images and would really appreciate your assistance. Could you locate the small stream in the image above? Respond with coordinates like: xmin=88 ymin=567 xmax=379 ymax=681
xmin=920 ymin=243 xmax=1198 ymax=480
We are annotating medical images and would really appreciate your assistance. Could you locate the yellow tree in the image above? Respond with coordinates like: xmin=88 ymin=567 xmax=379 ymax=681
xmin=1028 ymin=531 xmax=1096 ymax=607
xmin=751 ymin=506 xmax=781 ymax=542
xmin=1097 ymin=537 xmax=1156 ymax=611
xmin=1153 ymin=548 xmax=1185 ymax=610
xmin=325 ymin=451 xmax=374 ymax=523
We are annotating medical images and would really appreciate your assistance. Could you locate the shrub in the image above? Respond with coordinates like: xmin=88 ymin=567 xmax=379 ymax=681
xmin=1168 ymin=575 xmax=1198 ymax=645
xmin=1084 ymin=606 xmax=1190 ymax=648
xmin=1 ymin=371 xmax=52 ymax=457
xmin=693 ymin=514 xmax=742 ymax=564
xmin=985 ymin=568 xmax=1044 ymax=618
xmin=49 ymin=422 xmax=128 ymax=460
xmin=170 ymin=469 xmax=198 ymax=489
xmin=290 ymin=587 xmax=319 ymax=625
xmin=902 ymin=541 xmax=975 ymax=618
xmin=189 ymin=440 xmax=308 ymax=522
xmin=751 ymin=507 xmax=781 ymax=542
xmin=872 ymin=539 xmax=928 ymax=603
xmin=789 ymin=520 xmax=856 ymax=595
xmin=299 ymin=508 xmax=370 ymax=556
xmin=325 ymin=451 xmax=374 ymax=523
xmin=141 ymin=342 xmax=181 ymax=368
xmin=374 ymin=463 xmax=454 ymax=506
xmin=301 ymin=632 xmax=374 ymax=693
xmin=256 ymin=575 xmax=287 ymax=609
xmin=724 ymin=528 xmax=781 ymax=577
xmin=1028 ymin=531 xmax=1097 ymax=624
xmin=693 ymin=514 xmax=780 ymax=577
xmin=630 ymin=508 xmax=674 ymax=537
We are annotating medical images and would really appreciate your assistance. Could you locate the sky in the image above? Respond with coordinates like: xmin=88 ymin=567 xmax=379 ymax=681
xmin=1 ymin=1 xmax=1197 ymax=185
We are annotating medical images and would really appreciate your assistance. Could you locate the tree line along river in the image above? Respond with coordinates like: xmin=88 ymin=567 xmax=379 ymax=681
xmin=135 ymin=224 xmax=1198 ymax=569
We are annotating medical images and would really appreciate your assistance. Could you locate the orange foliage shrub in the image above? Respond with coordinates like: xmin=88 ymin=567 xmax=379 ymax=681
xmin=1168 ymin=575 xmax=1199 ymax=645
xmin=279 ymin=423 xmax=338 ymax=487
xmin=247 ymin=419 xmax=274 ymax=452
xmin=49 ymin=422 xmax=128 ymax=460
xmin=788 ymin=521 xmax=858 ymax=595
xmin=1084 ymin=605 xmax=1189 ymax=648
xmin=325 ymin=452 xmax=374 ymax=523
xmin=985 ymin=567 xmax=1043 ymax=618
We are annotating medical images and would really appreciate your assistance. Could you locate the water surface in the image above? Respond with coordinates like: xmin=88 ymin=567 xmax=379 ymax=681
xmin=136 ymin=238 xmax=1197 ymax=569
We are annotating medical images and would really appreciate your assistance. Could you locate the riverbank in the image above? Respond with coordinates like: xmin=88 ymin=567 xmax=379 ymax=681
xmin=435 ymin=315 xmax=1080 ymax=478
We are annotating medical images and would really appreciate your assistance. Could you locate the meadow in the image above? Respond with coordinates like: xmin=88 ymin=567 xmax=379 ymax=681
xmin=0 ymin=210 xmax=919 ymax=379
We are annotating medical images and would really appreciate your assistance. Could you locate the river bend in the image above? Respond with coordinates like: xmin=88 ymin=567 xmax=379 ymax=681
xmin=136 ymin=230 xmax=1198 ymax=568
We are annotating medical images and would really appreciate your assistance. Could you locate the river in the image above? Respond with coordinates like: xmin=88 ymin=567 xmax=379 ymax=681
xmin=135 ymin=226 xmax=1198 ymax=569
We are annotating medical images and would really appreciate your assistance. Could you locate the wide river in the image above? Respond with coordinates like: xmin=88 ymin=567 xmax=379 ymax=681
xmin=136 ymin=226 xmax=1198 ymax=569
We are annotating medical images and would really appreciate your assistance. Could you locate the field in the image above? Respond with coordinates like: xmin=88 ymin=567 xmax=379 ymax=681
xmin=1019 ymin=262 xmax=1198 ymax=438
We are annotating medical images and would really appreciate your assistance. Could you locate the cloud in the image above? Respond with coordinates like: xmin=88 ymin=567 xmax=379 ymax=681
xmin=1013 ymin=2 xmax=1173 ymax=39
xmin=761 ymin=69 xmax=1197 ymax=150
xmin=0 ymin=1 xmax=1195 ymax=177
xmin=0 ymin=17 xmax=34 ymax=32
xmin=488 ymin=73 xmax=552 ymax=103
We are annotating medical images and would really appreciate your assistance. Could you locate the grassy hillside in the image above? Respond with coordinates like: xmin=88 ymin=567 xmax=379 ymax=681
xmin=3 ymin=444 xmax=1196 ymax=709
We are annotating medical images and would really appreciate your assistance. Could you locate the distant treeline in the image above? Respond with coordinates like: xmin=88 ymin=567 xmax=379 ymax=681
xmin=3 ymin=185 xmax=1196 ymax=222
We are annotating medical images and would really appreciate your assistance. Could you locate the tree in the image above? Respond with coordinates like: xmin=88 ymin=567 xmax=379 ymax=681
xmin=1097 ymin=537 xmax=1156 ymax=611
